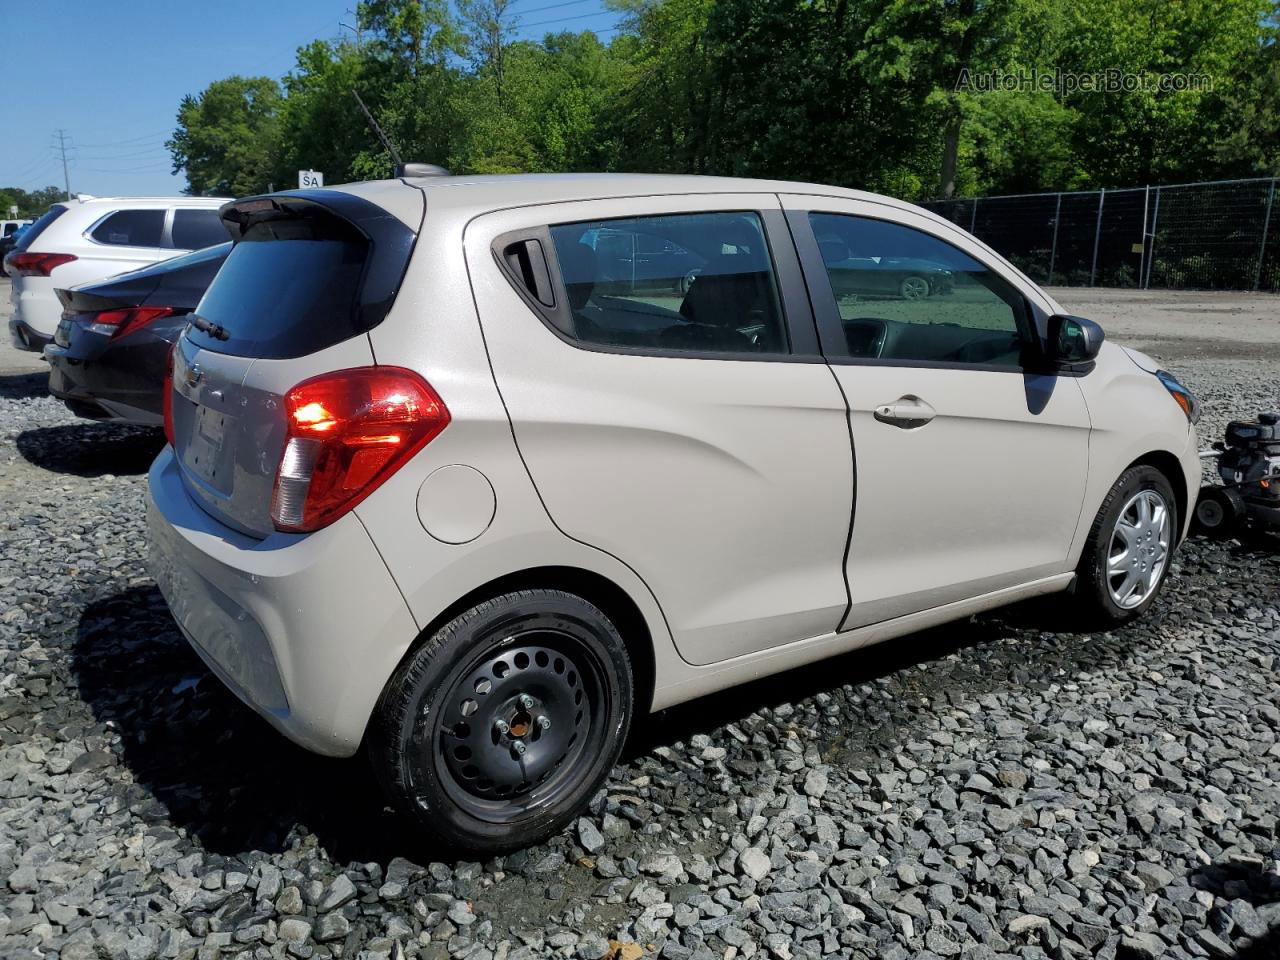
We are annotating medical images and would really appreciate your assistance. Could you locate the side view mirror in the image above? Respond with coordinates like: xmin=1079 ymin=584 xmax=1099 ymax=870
xmin=1047 ymin=314 xmax=1104 ymax=365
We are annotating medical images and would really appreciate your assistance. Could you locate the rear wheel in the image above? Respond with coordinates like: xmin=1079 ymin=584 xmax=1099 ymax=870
xmin=1074 ymin=466 xmax=1177 ymax=627
xmin=369 ymin=589 xmax=633 ymax=854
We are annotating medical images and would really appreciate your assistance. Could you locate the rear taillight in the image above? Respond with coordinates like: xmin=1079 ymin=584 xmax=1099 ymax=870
xmin=163 ymin=344 xmax=176 ymax=448
xmin=87 ymin=306 xmax=176 ymax=339
xmin=271 ymin=367 xmax=450 ymax=533
xmin=6 ymin=252 xmax=76 ymax=277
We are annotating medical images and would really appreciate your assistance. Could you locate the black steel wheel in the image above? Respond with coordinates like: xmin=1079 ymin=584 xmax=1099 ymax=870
xmin=370 ymin=589 xmax=633 ymax=854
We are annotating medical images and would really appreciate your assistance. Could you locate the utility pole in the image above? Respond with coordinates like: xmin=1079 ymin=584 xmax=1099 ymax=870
xmin=53 ymin=129 xmax=72 ymax=200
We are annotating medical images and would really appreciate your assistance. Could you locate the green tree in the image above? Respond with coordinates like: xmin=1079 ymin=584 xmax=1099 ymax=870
xmin=167 ymin=76 xmax=282 ymax=196
xmin=0 ymin=186 xmax=64 ymax=218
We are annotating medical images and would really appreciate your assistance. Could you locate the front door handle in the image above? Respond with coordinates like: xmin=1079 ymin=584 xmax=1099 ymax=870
xmin=873 ymin=395 xmax=936 ymax=429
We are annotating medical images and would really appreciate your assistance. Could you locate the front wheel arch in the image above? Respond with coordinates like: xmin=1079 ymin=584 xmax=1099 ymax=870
xmin=1126 ymin=449 xmax=1190 ymax=546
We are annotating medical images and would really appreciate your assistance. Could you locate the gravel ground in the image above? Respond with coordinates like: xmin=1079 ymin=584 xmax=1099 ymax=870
xmin=2 ymin=285 xmax=1280 ymax=960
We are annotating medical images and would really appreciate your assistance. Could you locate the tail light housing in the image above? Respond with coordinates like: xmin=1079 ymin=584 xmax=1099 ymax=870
xmin=86 ymin=306 xmax=176 ymax=340
xmin=271 ymin=367 xmax=450 ymax=533
xmin=6 ymin=252 xmax=76 ymax=277
xmin=163 ymin=344 xmax=176 ymax=448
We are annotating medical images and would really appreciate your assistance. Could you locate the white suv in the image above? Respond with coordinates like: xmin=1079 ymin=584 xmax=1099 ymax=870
xmin=5 ymin=195 xmax=228 ymax=350
xmin=147 ymin=174 xmax=1201 ymax=852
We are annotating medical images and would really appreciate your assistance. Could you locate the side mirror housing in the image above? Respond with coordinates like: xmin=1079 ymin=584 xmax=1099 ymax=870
xmin=1047 ymin=314 xmax=1104 ymax=366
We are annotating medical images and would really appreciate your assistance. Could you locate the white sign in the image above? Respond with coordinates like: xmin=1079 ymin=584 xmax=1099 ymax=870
xmin=298 ymin=170 xmax=324 ymax=189
xmin=7 ymin=205 xmax=16 ymax=217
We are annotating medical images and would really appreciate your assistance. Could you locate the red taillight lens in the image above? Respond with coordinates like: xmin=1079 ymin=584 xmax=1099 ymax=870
xmin=91 ymin=306 xmax=176 ymax=339
xmin=7 ymin=252 xmax=76 ymax=277
xmin=163 ymin=344 xmax=176 ymax=448
xmin=271 ymin=367 xmax=450 ymax=533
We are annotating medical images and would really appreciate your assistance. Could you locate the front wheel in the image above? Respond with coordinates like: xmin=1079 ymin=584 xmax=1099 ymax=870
xmin=369 ymin=590 xmax=633 ymax=854
xmin=1074 ymin=466 xmax=1177 ymax=627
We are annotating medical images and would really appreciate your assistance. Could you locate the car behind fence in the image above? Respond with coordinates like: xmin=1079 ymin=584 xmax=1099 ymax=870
xmin=923 ymin=176 xmax=1279 ymax=293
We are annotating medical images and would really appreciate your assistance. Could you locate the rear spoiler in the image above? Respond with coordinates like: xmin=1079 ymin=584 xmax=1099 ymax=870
xmin=218 ymin=190 xmax=418 ymax=334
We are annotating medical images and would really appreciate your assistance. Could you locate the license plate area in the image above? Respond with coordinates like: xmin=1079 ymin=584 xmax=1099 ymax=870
xmin=185 ymin=404 xmax=234 ymax=487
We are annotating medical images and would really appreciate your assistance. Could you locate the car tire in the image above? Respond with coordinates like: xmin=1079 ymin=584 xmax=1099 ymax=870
xmin=369 ymin=589 xmax=634 ymax=854
xmin=1192 ymin=485 xmax=1244 ymax=540
xmin=899 ymin=275 xmax=930 ymax=300
xmin=1074 ymin=465 xmax=1178 ymax=627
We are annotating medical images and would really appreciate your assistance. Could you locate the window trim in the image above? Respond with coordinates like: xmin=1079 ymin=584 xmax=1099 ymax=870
xmin=491 ymin=207 xmax=824 ymax=363
xmin=82 ymin=208 xmax=169 ymax=250
xmin=788 ymin=207 xmax=1060 ymax=374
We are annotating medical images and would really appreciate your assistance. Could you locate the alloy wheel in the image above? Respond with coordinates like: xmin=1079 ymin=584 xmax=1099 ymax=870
xmin=1107 ymin=489 xmax=1171 ymax=609
xmin=900 ymin=276 xmax=929 ymax=300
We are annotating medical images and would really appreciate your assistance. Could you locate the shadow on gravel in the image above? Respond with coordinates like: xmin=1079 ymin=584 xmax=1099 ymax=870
xmin=16 ymin=422 xmax=164 ymax=477
xmin=0 ymin=370 xmax=47 ymax=400
xmin=70 ymin=585 xmax=1150 ymax=868
xmin=69 ymin=587 xmax=438 ymax=866
xmin=1189 ymin=859 xmax=1280 ymax=958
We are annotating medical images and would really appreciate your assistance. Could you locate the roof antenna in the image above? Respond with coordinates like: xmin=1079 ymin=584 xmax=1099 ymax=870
xmin=351 ymin=88 xmax=403 ymax=170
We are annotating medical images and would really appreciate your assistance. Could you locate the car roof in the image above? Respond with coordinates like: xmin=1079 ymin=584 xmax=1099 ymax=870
xmin=324 ymin=173 xmax=930 ymax=222
xmin=68 ymin=195 xmax=229 ymax=207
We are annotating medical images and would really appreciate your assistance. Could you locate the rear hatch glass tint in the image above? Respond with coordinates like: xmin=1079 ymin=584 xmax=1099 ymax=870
xmin=14 ymin=205 xmax=67 ymax=252
xmin=187 ymin=206 xmax=370 ymax=360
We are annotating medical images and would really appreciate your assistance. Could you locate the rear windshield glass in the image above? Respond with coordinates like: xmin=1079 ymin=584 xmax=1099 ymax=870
xmin=14 ymin=206 xmax=67 ymax=252
xmin=187 ymin=212 xmax=369 ymax=359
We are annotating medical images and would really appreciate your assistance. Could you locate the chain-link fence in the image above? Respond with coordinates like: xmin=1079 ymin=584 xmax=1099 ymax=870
xmin=922 ymin=177 xmax=1280 ymax=292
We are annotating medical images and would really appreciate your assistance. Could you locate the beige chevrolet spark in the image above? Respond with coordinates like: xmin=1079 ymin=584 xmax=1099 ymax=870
xmin=147 ymin=173 xmax=1201 ymax=851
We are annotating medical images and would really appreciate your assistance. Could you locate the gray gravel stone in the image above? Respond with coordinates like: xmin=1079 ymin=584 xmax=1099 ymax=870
xmin=0 ymin=354 xmax=1278 ymax=960
xmin=738 ymin=848 xmax=772 ymax=882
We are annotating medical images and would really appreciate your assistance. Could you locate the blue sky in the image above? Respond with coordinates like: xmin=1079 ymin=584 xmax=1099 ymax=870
xmin=1 ymin=0 xmax=621 ymax=199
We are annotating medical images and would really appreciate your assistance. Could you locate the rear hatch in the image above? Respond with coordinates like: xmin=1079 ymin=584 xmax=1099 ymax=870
xmin=169 ymin=191 xmax=420 ymax=538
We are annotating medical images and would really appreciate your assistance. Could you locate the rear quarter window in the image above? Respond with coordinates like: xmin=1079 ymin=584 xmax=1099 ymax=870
xmin=171 ymin=208 xmax=228 ymax=250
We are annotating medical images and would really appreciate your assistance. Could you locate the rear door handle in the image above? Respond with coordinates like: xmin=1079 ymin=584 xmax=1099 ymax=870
xmin=873 ymin=395 xmax=937 ymax=429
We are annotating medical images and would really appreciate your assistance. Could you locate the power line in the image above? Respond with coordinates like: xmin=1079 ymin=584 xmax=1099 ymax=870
xmin=514 ymin=0 xmax=595 ymax=17
xmin=76 ymin=129 xmax=173 ymax=148
xmin=521 ymin=9 xmax=622 ymax=28
xmin=81 ymin=145 xmax=172 ymax=162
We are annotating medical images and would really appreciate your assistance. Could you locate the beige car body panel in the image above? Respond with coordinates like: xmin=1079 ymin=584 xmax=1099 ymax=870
xmin=460 ymin=193 xmax=851 ymax=666
xmin=146 ymin=174 xmax=1200 ymax=757
xmin=780 ymin=193 xmax=1093 ymax=626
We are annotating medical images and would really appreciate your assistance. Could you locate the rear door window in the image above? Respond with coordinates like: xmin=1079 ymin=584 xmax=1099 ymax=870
xmin=171 ymin=208 xmax=228 ymax=250
xmin=545 ymin=211 xmax=789 ymax=355
xmin=90 ymin=209 xmax=165 ymax=248
xmin=188 ymin=212 xmax=369 ymax=359
xmin=14 ymin=206 xmax=67 ymax=252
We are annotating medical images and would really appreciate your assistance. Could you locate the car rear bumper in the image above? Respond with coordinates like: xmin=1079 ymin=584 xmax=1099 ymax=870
xmin=9 ymin=316 xmax=52 ymax=352
xmin=146 ymin=447 xmax=420 ymax=757
xmin=44 ymin=324 xmax=172 ymax=425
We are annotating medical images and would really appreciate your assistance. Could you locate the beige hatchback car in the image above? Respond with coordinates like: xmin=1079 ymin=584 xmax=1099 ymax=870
xmin=148 ymin=173 xmax=1200 ymax=852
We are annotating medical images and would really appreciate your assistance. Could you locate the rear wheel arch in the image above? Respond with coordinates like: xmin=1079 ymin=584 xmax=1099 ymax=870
xmin=371 ymin=565 xmax=656 ymax=742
